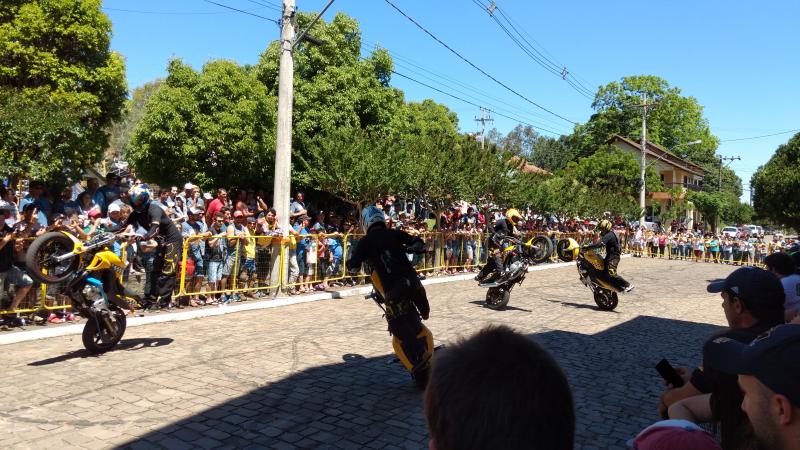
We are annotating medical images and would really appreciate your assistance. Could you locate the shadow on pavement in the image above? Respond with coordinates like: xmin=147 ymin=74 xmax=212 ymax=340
xmin=117 ymin=316 xmax=722 ymax=449
xmin=28 ymin=337 xmax=174 ymax=367
xmin=544 ymin=298 xmax=621 ymax=313
xmin=467 ymin=300 xmax=532 ymax=312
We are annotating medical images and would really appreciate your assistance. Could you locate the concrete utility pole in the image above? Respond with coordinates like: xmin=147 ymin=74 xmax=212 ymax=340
xmin=271 ymin=0 xmax=295 ymax=294
xmin=474 ymin=107 xmax=494 ymax=149
xmin=635 ymin=93 xmax=654 ymax=225
xmin=718 ymin=155 xmax=741 ymax=192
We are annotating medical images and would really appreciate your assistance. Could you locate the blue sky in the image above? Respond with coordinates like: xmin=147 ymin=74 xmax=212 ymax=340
xmin=104 ymin=0 xmax=799 ymax=201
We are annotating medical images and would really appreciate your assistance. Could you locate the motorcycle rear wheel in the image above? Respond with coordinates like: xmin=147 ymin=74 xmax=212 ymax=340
xmin=82 ymin=310 xmax=126 ymax=354
xmin=593 ymin=289 xmax=618 ymax=311
xmin=485 ymin=286 xmax=510 ymax=310
xmin=528 ymin=236 xmax=554 ymax=264
xmin=25 ymin=232 xmax=80 ymax=284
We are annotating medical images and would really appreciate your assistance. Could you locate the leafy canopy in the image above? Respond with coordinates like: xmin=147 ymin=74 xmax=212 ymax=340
xmin=751 ymin=132 xmax=800 ymax=228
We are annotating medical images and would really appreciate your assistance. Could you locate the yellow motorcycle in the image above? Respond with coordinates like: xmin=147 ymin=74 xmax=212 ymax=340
xmin=365 ymin=271 xmax=434 ymax=389
xmin=26 ymin=231 xmax=139 ymax=353
xmin=556 ymin=238 xmax=620 ymax=311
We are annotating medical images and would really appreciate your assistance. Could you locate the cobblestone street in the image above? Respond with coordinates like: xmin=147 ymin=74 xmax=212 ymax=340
xmin=0 ymin=257 xmax=735 ymax=449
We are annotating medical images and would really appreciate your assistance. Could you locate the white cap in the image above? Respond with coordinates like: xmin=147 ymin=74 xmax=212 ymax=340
xmin=203 ymin=192 xmax=213 ymax=200
xmin=184 ymin=182 xmax=194 ymax=190
xmin=108 ymin=203 xmax=121 ymax=213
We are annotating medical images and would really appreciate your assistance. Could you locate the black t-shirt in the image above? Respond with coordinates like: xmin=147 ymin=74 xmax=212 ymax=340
xmin=125 ymin=203 xmax=182 ymax=244
xmin=0 ymin=224 xmax=14 ymax=272
xmin=601 ymin=230 xmax=621 ymax=259
xmin=346 ymin=227 xmax=420 ymax=292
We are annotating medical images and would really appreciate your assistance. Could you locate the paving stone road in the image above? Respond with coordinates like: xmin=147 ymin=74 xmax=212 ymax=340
xmin=0 ymin=257 xmax=736 ymax=449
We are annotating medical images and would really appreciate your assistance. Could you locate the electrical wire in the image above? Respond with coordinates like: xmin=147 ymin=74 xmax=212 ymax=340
xmin=359 ymin=40 xmax=571 ymax=132
xmin=383 ymin=0 xmax=578 ymax=125
xmin=241 ymin=0 xmax=282 ymax=12
xmin=472 ymin=0 xmax=595 ymax=100
xmin=103 ymin=6 xmax=269 ymax=15
xmin=719 ymin=128 xmax=800 ymax=142
xmin=201 ymin=0 xmax=280 ymax=24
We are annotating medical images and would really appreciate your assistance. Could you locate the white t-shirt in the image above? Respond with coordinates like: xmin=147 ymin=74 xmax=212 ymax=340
xmin=781 ymin=273 xmax=800 ymax=311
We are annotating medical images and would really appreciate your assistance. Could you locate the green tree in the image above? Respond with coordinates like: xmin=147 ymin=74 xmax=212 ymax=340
xmin=572 ymin=146 xmax=662 ymax=197
xmin=127 ymin=59 xmax=276 ymax=190
xmin=528 ymin=135 xmax=576 ymax=172
xmin=751 ymin=133 xmax=800 ymax=228
xmin=0 ymin=0 xmax=127 ymax=181
xmin=107 ymin=80 xmax=164 ymax=162
xmin=573 ymin=76 xmax=718 ymax=165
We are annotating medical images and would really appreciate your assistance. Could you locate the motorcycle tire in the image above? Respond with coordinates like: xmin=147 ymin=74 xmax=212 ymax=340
xmin=82 ymin=310 xmax=127 ymax=354
xmin=528 ymin=236 xmax=554 ymax=264
xmin=593 ymin=289 xmax=619 ymax=311
xmin=485 ymin=286 xmax=510 ymax=310
xmin=25 ymin=232 xmax=79 ymax=284
xmin=556 ymin=239 xmax=574 ymax=262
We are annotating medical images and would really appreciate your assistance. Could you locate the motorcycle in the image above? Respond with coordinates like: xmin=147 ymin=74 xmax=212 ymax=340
xmin=365 ymin=270 xmax=434 ymax=389
xmin=26 ymin=231 xmax=141 ymax=353
xmin=479 ymin=235 xmax=553 ymax=310
xmin=556 ymin=238 xmax=620 ymax=311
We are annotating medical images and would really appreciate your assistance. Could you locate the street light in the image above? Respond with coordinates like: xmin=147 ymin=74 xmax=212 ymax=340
xmin=639 ymin=139 xmax=702 ymax=225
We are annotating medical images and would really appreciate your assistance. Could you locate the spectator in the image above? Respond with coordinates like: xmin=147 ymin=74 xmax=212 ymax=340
xmin=660 ymin=267 xmax=785 ymax=449
xmin=704 ymin=324 xmax=800 ymax=450
xmin=0 ymin=186 xmax=19 ymax=226
xmin=222 ymin=210 xmax=248 ymax=303
xmin=0 ymin=206 xmax=33 ymax=324
xmin=18 ymin=180 xmax=51 ymax=227
xmin=84 ymin=177 xmax=104 ymax=211
xmin=182 ymin=207 xmax=211 ymax=306
xmin=628 ymin=420 xmax=721 ymax=449
xmin=239 ymin=217 xmax=257 ymax=298
xmin=205 ymin=212 xmax=228 ymax=305
xmin=424 ymin=325 xmax=575 ymax=450
xmin=96 ymin=173 xmax=120 ymax=214
xmin=205 ymin=189 xmax=228 ymax=225
xmin=289 ymin=191 xmax=307 ymax=225
xmin=764 ymin=252 xmax=800 ymax=322
xmin=293 ymin=215 xmax=312 ymax=293
xmin=75 ymin=191 xmax=97 ymax=217
xmin=52 ymin=186 xmax=78 ymax=216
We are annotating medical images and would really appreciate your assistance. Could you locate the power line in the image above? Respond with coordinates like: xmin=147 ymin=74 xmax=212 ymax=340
xmin=382 ymin=0 xmax=578 ymax=125
xmin=719 ymin=128 xmax=800 ymax=142
xmin=103 ymin=6 xmax=270 ymax=15
xmin=201 ymin=0 xmax=280 ymax=24
xmin=472 ymin=0 xmax=595 ymax=99
xmin=241 ymin=0 xmax=282 ymax=12
xmin=359 ymin=40 xmax=571 ymax=132
xmin=391 ymin=69 xmax=565 ymax=136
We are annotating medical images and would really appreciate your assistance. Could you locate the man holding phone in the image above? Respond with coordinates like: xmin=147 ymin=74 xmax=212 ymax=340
xmin=0 ymin=205 xmax=33 ymax=323
xmin=658 ymin=267 xmax=785 ymax=449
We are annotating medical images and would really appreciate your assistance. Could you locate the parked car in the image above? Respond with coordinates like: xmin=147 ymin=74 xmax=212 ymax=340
xmin=721 ymin=226 xmax=740 ymax=238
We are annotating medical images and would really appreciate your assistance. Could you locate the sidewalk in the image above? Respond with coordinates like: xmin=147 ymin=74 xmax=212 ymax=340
xmin=0 ymin=259 xmax=582 ymax=345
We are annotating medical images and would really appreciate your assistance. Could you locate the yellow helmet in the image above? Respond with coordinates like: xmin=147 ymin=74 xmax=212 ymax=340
xmin=506 ymin=208 xmax=523 ymax=224
xmin=595 ymin=219 xmax=612 ymax=233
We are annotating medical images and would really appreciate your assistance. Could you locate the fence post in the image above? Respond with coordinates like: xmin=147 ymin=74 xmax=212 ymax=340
xmin=178 ymin=238 xmax=190 ymax=296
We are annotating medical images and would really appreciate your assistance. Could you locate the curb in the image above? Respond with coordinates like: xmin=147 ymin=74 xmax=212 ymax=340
xmin=0 ymin=256 xmax=626 ymax=346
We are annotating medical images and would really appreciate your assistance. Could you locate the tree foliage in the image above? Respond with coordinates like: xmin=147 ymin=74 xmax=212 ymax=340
xmin=752 ymin=133 xmax=800 ymax=228
xmin=127 ymin=59 xmax=276 ymax=190
xmin=0 ymin=0 xmax=127 ymax=181
xmin=107 ymin=80 xmax=164 ymax=161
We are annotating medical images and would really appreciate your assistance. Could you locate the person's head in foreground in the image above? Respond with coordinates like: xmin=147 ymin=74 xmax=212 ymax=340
xmin=424 ymin=325 xmax=574 ymax=450
xmin=706 ymin=267 xmax=785 ymax=329
xmin=705 ymin=324 xmax=800 ymax=450
xmin=629 ymin=419 xmax=721 ymax=449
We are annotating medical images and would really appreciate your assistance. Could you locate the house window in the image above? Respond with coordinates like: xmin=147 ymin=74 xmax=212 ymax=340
xmin=660 ymin=174 xmax=664 ymax=182
xmin=683 ymin=175 xmax=688 ymax=186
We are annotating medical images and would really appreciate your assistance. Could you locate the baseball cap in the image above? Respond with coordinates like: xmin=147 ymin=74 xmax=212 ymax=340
xmin=628 ymin=420 xmax=721 ymax=449
xmin=705 ymin=324 xmax=800 ymax=407
xmin=298 ymin=214 xmax=311 ymax=221
xmin=233 ymin=211 xmax=244 ymax=218
xmin=184 ymin=182 xmax=194 ymax=190
xmin=203 ymin=192 xmax=213 ymax=200
xmin=87 ymin=207 xmax=102 ymax=219
xmin=108 ymin=203 xmax=121 ymax=213
xmin=188 ymin=207 xmax=202 ymax=215
xmin=706 ymin=267 xmax=785 ymax=311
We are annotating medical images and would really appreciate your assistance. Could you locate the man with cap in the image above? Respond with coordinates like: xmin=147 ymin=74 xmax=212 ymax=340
xmin=659 ymin=267 xmax=786 ymax=449
xmin=705 ymin=324 xmax=800 ymax=450
xmin=182 ymin=207 xmax=211 ymax=306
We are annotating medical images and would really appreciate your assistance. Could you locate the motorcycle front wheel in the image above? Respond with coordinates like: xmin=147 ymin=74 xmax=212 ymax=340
xmin=485 ymin=286 xmax=510 ymax=310
xmin=82 ymin=310 xmax=127 ymax=354
xmin=25 ymin=232 xmax=79 ymax=284
xmin=528 ymin=236 xmax=554 ymax=264
xmin=593 ymin=289 xmax=619 ymax=311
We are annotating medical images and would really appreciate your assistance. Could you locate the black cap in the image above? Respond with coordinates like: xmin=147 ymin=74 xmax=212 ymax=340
xmin=705 ymin=324 xmax=800 ymax=407
xmin=706 ymin=267 xmax=785 ymax=311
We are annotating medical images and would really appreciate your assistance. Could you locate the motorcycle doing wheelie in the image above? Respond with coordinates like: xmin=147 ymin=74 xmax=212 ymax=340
xmin=479 ymin=235 xmax=553 ymax=310
xmin=556 ymin=238 xmax=621 ymax=311
xmin=364 ymin=268 xmax=434 ymax=389
xmin=26 ymin=231 xmax=141 ymax=353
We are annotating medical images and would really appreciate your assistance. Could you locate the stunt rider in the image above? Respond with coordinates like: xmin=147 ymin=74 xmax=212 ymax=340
xmin=475 ymin=208 xmax=524 ymax=284
xmin=346 ymin=206 xmax=431 ymax=377
xmin=583 ymin=219 xmax=634 ymax=293
xmin=123 ymin=184 xmax=184 ymax=308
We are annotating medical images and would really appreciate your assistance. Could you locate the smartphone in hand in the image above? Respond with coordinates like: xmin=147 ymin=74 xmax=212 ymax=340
xmin=656 ymin=359 xmax=685 ymax=388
